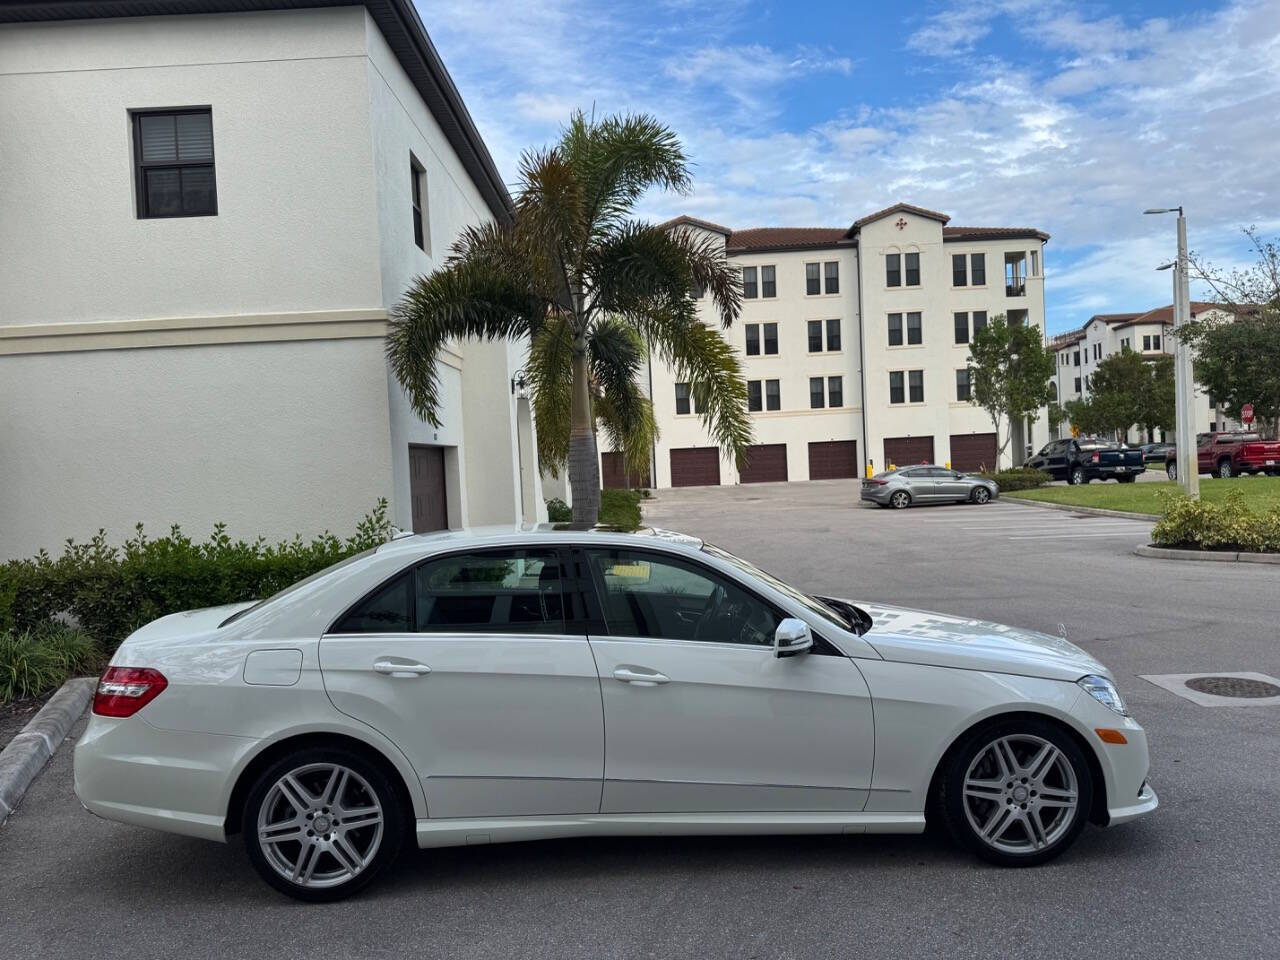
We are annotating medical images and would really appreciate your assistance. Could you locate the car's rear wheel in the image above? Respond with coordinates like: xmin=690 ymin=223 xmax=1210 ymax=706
xmin=1068 ymin=466 xmax=1087 ymax=486
xmin=243 ymin=747 xmax=406 ymax=902
xmin=1218 ymin=459 xmax=1234 ymax=478
xmin=1166 ymin=462 xmax=1177 ymax=481
xmin=970 ymin=486 xmax=991 ymax=504
xmin=938 ymin=717 xmax=1093 ymax=867
xmin=890 ymin=490 xmax=911 ymax=509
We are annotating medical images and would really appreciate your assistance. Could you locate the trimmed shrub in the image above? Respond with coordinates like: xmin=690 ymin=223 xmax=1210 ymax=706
xmin=978 ymin=467 xmax=1053 ymax=492
xmin=545 ymin=498 xmax=572 ymax=522
xmin=0 ymin=500 xmax=393 ymax=650
xmin=1151 ymin=489 xmax=1279 ymax=552
xmin=0 ymin=626 xmax=101 ymax=702
xmin=600 ymin=488 xmax=642 ymax=530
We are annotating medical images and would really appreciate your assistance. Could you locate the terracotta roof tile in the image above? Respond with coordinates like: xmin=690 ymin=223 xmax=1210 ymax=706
xmin=656 ymin=215 xmax=731 ymax=236
xmin=725 ymin=227 xmax=849 ymax=253
xmin=943 ymin=226 xmax=1051 ymax=242
xmin=1112 ymin=302 xmax=1221 ymax=328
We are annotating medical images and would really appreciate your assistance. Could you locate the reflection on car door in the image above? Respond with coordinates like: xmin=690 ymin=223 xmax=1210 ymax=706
xmin=931 ymin=467 xmax=970 ymax=500
xmin=581 ymin=546 xmax=875 ymax=814
xmin=318 ymin=547 xmax=604 ymax=819
xmin=898 ymin=467 xmax=937 ymax=501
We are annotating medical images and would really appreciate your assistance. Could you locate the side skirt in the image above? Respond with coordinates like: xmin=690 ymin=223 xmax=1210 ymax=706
xmin=415 ymin=811 xmax=926 ymax=849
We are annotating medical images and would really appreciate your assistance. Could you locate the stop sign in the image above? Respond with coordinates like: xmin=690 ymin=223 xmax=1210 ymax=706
xmin=1242 ymin=403 xmax=1255 ymax=425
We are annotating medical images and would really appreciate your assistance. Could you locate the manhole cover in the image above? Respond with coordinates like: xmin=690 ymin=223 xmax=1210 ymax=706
xmin=1184 ymin=676 xmax=1280 ymax=698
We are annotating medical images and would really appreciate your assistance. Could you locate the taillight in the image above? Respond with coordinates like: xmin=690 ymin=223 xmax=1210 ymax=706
xmin=1091 ymin=451 xmax=1100 ymax=463
xmin=93 ymin=667 xmax=168 ymax=717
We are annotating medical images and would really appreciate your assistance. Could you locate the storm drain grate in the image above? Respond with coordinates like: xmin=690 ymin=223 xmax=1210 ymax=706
xmin=1185 ymin=676 xmax=1280 ymax=698
xmin=1140 ymin=672 xmax=1280 ymax=707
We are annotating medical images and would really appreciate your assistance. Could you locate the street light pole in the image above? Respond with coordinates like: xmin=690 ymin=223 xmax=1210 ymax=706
xmin=1146 ymin=206 xmax=1199 ymax=499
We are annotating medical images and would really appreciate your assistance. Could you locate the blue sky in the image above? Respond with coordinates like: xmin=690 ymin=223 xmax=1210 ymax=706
xmin=418 ymin=0 xmax=1280 ymax=334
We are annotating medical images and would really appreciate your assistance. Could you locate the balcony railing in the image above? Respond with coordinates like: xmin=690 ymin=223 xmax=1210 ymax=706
xmin=1005 ymin=277 xmax=1026 ymax=297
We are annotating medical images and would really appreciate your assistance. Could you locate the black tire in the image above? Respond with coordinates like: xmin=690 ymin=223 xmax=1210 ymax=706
xmin=938 ymin=716 xmax=1094 ymax=868
xmin=1217 ymin=459 xmax=1234 ymax=478
xmin=889 ymin=490 xmax=911 ymax=509
xmin=1067 ymin=466 xmax=1087 ymax=486
xmin=242 ymin=746 xmax=407 ymax=902
xmin=970 ymin=486 xmax=992 ymax=504
xmin=1166 ymin=462 xmax=1177 ymax=481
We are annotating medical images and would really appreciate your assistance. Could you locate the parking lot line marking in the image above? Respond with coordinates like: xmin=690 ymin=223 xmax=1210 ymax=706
xmin=958 ymin=524 xmax=1152 ymax=533
xmin=1007 ymin=531 xmax=1153 ymax=540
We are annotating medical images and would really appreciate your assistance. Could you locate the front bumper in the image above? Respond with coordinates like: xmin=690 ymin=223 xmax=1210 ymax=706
xmin=1108 ymin=781 xmax=1159 ymax=825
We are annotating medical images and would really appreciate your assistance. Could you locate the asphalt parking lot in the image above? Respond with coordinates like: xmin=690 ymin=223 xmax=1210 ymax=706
xmin=2 ymin=481 xmax=1277 ymax=960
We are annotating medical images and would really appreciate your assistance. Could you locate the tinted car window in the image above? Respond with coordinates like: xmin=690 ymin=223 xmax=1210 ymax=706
xmin=416 ymin=550 xmax=564 ymax=633
xmin=587 ymin=549 xmax=780 ymax=646
xmin=332 ymin=572 xmax=413 ymax=633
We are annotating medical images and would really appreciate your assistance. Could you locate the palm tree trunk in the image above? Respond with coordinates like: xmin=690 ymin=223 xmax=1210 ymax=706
xmin=567 ymin=334 xmax=601 ymax=524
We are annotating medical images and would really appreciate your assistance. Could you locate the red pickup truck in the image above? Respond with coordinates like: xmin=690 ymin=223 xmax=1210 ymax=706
xmin=1165 ymin=432 xmax=1280 ymax=480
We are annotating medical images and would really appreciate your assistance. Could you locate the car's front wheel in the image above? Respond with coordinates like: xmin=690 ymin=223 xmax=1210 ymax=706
xmin=243 ymin=746 xmax=406 ymax=902
xmin=970 ymin=486 xmax=991 ymax=504
xmin=1166 ymin=462 xmax=1177 ymax=481
xmin=938 ymin=717 xmax=1093 ymax=867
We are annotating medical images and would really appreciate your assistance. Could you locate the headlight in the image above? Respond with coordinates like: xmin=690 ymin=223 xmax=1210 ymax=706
xmin=1078 ymin=674 xmax=1129 ymax=716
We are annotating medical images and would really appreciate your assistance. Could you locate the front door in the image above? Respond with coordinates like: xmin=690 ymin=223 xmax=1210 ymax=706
xmin=898 ymin=466 xmax=939 ymax=501
xmin=319 ymin=547 xmax=603 ymax=819
xmin=582 ymin=547 xmax=874 ymax=813
xmin=409 ymin=444 xmax=448 ymax=532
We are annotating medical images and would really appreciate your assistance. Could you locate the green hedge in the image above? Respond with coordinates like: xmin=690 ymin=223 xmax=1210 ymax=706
xmin=0 ymin=500 xmax=394 ymax=651
xmin=978 ymin=467 xmax=1053 ymax=491
xmin=1152 ymin=489 xmax=1280 ymax=552
xmin=544 ymin=489 xmax=643 ymax=529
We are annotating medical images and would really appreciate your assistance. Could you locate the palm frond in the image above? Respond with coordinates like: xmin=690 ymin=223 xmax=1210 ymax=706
xmin=589 ymin=318 xmax=657 ymax=478
xmin=527 ymin=314 xmax=576 ymax=477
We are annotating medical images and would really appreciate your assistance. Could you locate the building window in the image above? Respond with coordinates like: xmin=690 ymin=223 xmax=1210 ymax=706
xmin=954 ymin=312 xmax=969 ymax=345
xmin=909 ymin=369 xmax=924 ymax=403
xmin=952 ymin=254 xmax=967 ymax=287
xmin=1142 ymin=335 xmax=1151 ymax=350
xmin=761 ymin=265 xmax=776 ymax=298
xmin=765 ymin=379 xmax=781 ymax=411
xmin=907 ymin=311 xmax=922 ymax=345
xmin=410 ymin=154 xmax=427 ymax=251
xmin=956 ymin=368 xmax=971 ymax=401
xmin=828 ymin=375 xmax=843 ymax=408
xmin=1095 ymin=342 xmax=1102 ymax=360
xmin=826 ymin=318 xmax=841 ymax=351
xmin=971 ymin=253 xmax=986 ymax=286
xmin=805 ymin=262 xmax=821 ymax=296
xmin=1085 ymin=374 xmax=1092 ymax=390
xmin=675 ymin=382 xmax=691 ymax=415
xmin=1074 ymin=376 xmax=1081 ymax=393
xmin=888 ymin=313 xmax=903 ymax=346
xmin=745 ymin=324 xmax=760 ymax=356
xmin=742 ymin=266 xmax=758 ymax=299
xmin=973 ymin=310 xmax=988 ymax=336
xmin=889 ymin=371 xmax=905 ymax=405
xmin=824 ymin=261 xmax=839 ymax=294
xmin=1073 ymin=350 xmax=1080 ymax=367
xmin=747 ymin=380 xmax=763 ymax=412
xmin=762 ymin=322 xmax=778 ymax=355
xmin=808 ymin=320 xmax=823 ymax=353
xmin=1153 ymin=334 xmax=1161 ymax=350
xmin=132 ymin=108 xmax=217 ymax=218
xmin=886 ymin=253 xmax=901 ymax=287
xmin=810 ymin=376 xmax=825 ymax=409
xmin=905 ymin=252 xmax=921 ymax=286
xmin=1121 ymin=337 xmax=1130 ymax=350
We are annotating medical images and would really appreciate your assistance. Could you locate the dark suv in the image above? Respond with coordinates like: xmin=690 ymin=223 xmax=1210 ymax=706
xmin=1026 ymin=438 xmax=1146 ymax=485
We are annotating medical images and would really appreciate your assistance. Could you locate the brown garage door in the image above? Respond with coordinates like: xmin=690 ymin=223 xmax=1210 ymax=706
xmin=949 ymin=432 xmax=998 ymax=473
xmin=601 ymin=451 xmax=652 ymax=489
xmin=884 ymin=436 xmax=935 ymax=469
xmin=808 ymin=440 xmax=859 ymax=479
xmin=739 ymin=443 xmax=788 ymax=483
xmin=669 ymin=447 xmax=721 ymax=487
xmin=409 ymin=444 xmax=448 ymax=532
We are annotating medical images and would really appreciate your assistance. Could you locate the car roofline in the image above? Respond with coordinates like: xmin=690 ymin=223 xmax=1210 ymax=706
xmin=374 ymin=524 xmax=704 ymax=556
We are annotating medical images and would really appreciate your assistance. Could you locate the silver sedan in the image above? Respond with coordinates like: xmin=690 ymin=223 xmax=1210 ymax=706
xmin=861 ymin=465 xmax=998 ymax=509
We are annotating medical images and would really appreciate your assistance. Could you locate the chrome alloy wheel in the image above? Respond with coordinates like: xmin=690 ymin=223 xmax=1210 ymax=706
xmin=256 ymin=763 xmax=385 ymax=889
xmin=961 ymin=734 xmax=1079 ymax=855
xmin=972 ymin=487 xmax=991 ymax=504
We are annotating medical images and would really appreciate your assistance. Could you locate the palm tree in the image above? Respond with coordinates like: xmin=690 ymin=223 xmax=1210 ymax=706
xmin=387 ymin=112 xmax=751 ymax=523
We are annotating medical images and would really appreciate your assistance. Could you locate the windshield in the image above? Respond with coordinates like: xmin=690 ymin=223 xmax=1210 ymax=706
xmin=218 ymin=547 xmax=378 ymax=627
xmin=701 ymin=542 xmax=860 ymax=633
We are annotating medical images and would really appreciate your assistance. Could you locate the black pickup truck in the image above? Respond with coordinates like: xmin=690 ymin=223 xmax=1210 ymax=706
xmin=1025 ymin=438 xmax=1146 ymax=484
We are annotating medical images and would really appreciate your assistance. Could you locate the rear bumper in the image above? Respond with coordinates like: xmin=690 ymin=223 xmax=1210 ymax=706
xmin=860 ymin=487 xmax=892 ymax=504
xmin=1091 ymin=465 xmax=1146 ymax=478
xmin=74 ymin=712 xmax=256 ymax=842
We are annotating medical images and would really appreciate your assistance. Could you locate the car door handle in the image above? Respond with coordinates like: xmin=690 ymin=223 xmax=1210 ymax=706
xmin=613 ymin=666 xmax=669 ymax=687
xmin=373 ymin=659 xmax=432 ymax=677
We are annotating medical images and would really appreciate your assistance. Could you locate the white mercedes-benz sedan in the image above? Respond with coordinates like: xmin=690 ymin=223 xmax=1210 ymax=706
xmin=75 ymin=526 xmax=1156 ymax=901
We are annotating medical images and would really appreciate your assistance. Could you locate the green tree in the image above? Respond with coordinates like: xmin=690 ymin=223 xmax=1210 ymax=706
xmin=1185 ymin=228 xmax=1280 ymax=437
xmin=967 ymin=313 xmax=1056 ymax=462
xmin=1080 ymin=348 xmax=1175 ymax=441
xmin=386 ymin=112 xmax=750 ymax=523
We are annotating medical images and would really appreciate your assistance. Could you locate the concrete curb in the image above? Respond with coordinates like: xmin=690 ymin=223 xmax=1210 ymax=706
xmin=0 ymin=677 xmax=94 ymax=824
xmin=1134 ymin=544 xmax=1280 ymax=564
xmin=1001 ymin=496 xmax=1158 ymax=522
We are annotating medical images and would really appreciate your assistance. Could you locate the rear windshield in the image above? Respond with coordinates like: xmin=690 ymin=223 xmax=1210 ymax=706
xmin=218 ymin=548 xmax=377 ymax=627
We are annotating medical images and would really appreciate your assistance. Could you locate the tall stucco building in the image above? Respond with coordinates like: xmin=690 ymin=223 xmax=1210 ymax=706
xmin=0 ymin=1 xmax=544 ymax=560
xmin=630 ymin=203 xmax=1051 ymax=488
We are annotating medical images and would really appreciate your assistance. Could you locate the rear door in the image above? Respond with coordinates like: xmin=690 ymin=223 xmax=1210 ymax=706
xmin=319 ymin=547 xmax=604 ymax=819
xmin=897 ymin=466 xmax=939 ymax=501
xmin=581 ymin=546 xmax=874 ymax=813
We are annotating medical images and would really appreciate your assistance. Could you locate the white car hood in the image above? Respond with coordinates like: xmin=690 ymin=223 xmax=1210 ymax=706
xmin=852 ymin=601 xmax=1108 ymax=682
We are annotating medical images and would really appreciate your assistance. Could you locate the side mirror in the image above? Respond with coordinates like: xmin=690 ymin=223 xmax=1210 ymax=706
xmin=773 ymin=618 xmax=813 ymax=658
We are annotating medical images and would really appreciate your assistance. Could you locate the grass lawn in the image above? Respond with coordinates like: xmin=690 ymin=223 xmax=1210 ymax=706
xmin=1003 ymin=476 xmax=1280 ymax=515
